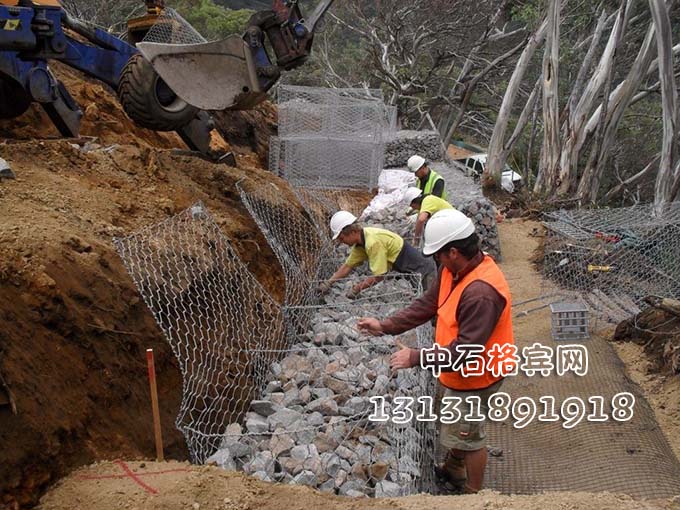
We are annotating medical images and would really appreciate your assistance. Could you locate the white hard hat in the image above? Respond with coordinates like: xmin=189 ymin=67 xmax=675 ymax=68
xmin=407 ymin=155 xmax=426 ymax=173
xmin=422 ymin=209 xmax=475 ymax=256
xmin=403 ymin=187 xmax=423 ymax=204
xmin=330 ymin=210 xmax=357 ymax=240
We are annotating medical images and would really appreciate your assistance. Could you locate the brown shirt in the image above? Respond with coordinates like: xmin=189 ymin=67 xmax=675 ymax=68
xmin=379 ymin=251 xmax=507 ymax=369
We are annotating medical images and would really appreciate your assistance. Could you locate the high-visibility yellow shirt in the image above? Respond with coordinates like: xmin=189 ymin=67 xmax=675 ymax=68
xmin=421 ymin=195 xmax=454 ymax=217
xmin=345 ymin=227 xmax=404 ymax=276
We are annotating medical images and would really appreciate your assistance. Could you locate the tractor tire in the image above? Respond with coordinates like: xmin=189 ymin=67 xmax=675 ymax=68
xmin=0 ymin=78 xmax=31 ymax=119
xmin=118 ymin=54 xmax=199 ymax=131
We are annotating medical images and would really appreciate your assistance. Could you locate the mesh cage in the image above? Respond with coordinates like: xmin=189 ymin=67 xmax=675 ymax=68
xmin=142 ymin=7 xmax=207 ymax=45
xmin=542 ymin=203 xmax=680 ymax=324
xmin=113 ymin=203 xmax=285 ymax=463
xmin=236 ymin=180 xmax=336 ymax=338
xmin=274 ymin=85 xmax=389 ymax=193
xmin=115 ymin=203 xmax=436 ymax=496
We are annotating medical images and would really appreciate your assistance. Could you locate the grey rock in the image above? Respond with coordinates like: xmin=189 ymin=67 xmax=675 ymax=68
xmin=338 ymin=480 xmax=366 ymax=496
xmin=250 ymin=400 xmax=280 ymax=417
xmin=244 ymin=451 xmax=275 ymax=477
xmin=246 ymin=414 xmax=269 ymax=434
xmin=307 ymin=398 xmax=338 ymax=416
xmin=206 ymin=449 xmax=236 ymax=471
xmin=335 ymin=445 xmax=356 ymax=462
xmin=319 ymin=478 xmax=336 ymax=493
xmin=359 ymin=435 xmax=379 ymax=446
xmin=322 ymin=375 xmax=350 ymax=395
xmin=265 ymin=380 xmax=283 ymax=393
xmin=292 ymin=470 xmax=317 ymax=486
xmin=252 ymin=471 xmax=273 ymax=482
xmin=268 ymin=408 xmax=304 ymax=431
xmin=321 ymin=452 xmax=343 ymax=477
xmin=334 ymin=469 xmax=348 ymax=488
xmin=308 ymin=411 xmax=325 ymax=427
xmin=269 ymin=430 xmax=295 ymax=458
xmin=345 ymin=490 xmax=367 ymax=498
xmin=269 ymin=392 xmax=285 ymax=406
xmin=375 ymin=480 xmax=402 ymax=497
xmin=291 ymin=444 xmax=318 ymax=461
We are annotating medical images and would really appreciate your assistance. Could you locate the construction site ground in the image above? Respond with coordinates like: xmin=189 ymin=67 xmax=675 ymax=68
xmin=1 ymin=65 xmax=680 ymax=509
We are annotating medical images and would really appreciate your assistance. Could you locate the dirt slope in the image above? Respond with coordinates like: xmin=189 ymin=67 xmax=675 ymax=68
xmin=0 ymin=65 xmax=284 ymax=509
xmin=37 ymin=460 xmax=678 ymax=510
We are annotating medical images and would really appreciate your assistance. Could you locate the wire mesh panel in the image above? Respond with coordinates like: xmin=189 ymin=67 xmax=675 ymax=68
xmin=142 ymin=8 xmax=207 ymax=45
xmin=293 ymin=187 xmax=370 ymax=242
xmin=278 ymin=137 xmax=383 ymax=190
xmin=274 ymin=85 xmax=388 ymax=192
xmin=542 ymin=203 xmax=680 ymax=324
xmin=115 ymin=204 xmax=435 ymax=496
xmin=114 ymin=203 xmax=285 ymax=463
xmin=485 ymin=329 xmax=680 ymax=498
xmin=278 ymin=84 xmax=385 ymax=105
xmin=237 ymin=180 xmax=336 ymax=337
xmin=207 ymin=274 xmax=436 ymax=496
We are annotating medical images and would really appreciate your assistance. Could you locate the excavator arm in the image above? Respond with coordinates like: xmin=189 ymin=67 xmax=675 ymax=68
xmin=137 ymin=0 xmax=336 ymax=111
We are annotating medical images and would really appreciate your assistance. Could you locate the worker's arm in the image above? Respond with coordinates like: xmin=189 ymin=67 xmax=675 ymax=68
xmin=413 ymin=211 xmax=430 ymax=245
xmin=395 ymin=281 xmax=506 ymax=370
xmin=431 ymin=179 xmax=445 ymax=198
xmin=328 ymin=263 xmax=353 ymax=284
xmin=357 ymin=268 xmax=440 ymax=335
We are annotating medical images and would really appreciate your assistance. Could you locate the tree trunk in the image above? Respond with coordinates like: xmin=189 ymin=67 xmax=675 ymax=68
xmin=526 ymin=88 xmax=542 ymax=188
xmin=575 ymin=0 xmax=629 ymax=203
xmin=486 ymin=19 xmax=549 ymax=187
xmin=558 ymin=3 xmax=627 ymax=198
xmin=577 ymin=23 xmax=659 ymax=203
xmin=649 ymin=0 xmax=678 ymax=214
xmin=535 ymin=0 xmax=561 ymax=196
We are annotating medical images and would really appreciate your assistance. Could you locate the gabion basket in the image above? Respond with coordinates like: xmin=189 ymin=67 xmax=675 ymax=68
xmin=550 ymin=301 xmax=589 ymax=341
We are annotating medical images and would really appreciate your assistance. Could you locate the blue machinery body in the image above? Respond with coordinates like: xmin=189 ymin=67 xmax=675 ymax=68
xmin=0 ymin=0 xmax=334 ymax=157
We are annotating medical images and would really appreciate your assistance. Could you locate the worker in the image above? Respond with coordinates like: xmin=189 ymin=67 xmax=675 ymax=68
xmin=318 ymin=210 xmax=436 ymax=298
xmin=403 ymin=187 xmax=454 ymax=246
xmin=357 ymin=209 xmax=514 ymax=494
xmin=407 ymin=155 xmax=447 ymax=200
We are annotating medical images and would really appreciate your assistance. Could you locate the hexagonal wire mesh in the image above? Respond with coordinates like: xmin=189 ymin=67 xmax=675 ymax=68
xmin=142 ymin=7 xmax=207 ymax=45
xmin=113 ymin=203 xmax=285 ymax=462
xmin=272 ymin=85 xmax=395 ymax=193
xmin=541 ymin=203 xmax=680 ymax=326
xmin=114 ymin=202 xmax=437 ymax=496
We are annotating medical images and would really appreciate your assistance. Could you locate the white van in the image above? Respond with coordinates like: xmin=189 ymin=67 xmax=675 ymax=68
xmin=461 ymin=153 xmax=523 ymax=193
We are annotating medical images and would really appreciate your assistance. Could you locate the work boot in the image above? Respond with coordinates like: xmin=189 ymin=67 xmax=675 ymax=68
xmin=435 ymin=451 xmax=466 ymax=487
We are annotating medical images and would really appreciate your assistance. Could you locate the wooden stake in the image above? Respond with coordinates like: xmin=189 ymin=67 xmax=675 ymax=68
xmin=146 ymin=348 xmax=164 ymax=462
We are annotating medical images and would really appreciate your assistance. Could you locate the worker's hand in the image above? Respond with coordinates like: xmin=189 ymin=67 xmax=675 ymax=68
xmin=412 ymin=235 xmax=421 ymax=247
xmin=317 ymin=281 xmax=331 ymax=295
xmin=390 ymin=347 xmax=416 ymax=371
xmin=357 ymin=318 xmax=384 ymax=336
xmin=346 ymin=285 xmax=361 ymax=300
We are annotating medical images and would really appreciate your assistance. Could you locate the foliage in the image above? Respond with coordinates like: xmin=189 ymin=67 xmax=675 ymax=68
xmin=174 ymin=0 xmax=254 ymax=39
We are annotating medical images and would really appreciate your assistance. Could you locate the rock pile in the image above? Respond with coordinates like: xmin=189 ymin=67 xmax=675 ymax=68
xmin=384 ymin=131 xmax=443 ymax=168
xmin=207 ymin=280 xmax=430 ymax=497
xmin=363 ymin=196 xmax=502 ymax=262
xmin=457 ymin=198 xmax=502 ymax=261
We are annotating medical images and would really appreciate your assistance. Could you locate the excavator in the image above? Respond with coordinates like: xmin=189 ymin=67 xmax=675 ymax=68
xmin=0 ymin=0 xmax=334 ymax=157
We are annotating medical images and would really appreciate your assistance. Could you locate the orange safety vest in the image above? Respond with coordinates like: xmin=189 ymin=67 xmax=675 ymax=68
xmin=435 ymin=255 xmax=514 ymax=390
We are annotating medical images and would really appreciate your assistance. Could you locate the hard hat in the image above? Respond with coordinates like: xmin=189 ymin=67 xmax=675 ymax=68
xmin=422 ymin=209 xmax=475 ymax=256
xmin=407 ymin=155 xmax=426 ymax=173
xmin=330 ymin=210 xmax=357 ymax=240
xmin=403 ymin=187 xmax=423 ymax=204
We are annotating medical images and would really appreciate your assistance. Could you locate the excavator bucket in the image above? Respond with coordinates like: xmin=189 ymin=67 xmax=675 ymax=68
xmin=136 ymin=36 xmax=265 ymax=111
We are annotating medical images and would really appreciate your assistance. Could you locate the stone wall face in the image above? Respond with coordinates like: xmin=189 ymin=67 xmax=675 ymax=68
xmin=384 ymin=131 xmax=443 ymax=168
